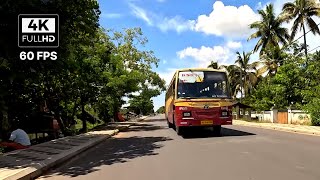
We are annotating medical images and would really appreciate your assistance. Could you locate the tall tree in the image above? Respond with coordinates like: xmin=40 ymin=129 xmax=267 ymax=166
xmin=235 ymin=51 xmax=259 ymax=97
xmin=0 ymin=0 xmax=101 ymax=135
xmin=156 ymin=106 xmax=165 ymax=113
xmin=219 ymin=64 xmax=242 ymax=99
xmin=109 ymin=28 xmax=165 ymax=120
xmin=248 ymin=4 xmax=290 ymax=55
xmin=253 ymin=46 xmax=288 ymax=77
xmin=281 ymin=0 xmax=320 ymax=59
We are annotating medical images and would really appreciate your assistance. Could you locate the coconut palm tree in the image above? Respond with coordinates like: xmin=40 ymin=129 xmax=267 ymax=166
xmin=253 ymin=46 xmax=288 ymax=77
xmin=218 ymin=52 xmax=259 ymax=100
xmin=207 ymin=61 xmax=218 ymax=69
xmin=219 ymin=64 xmax=242 ymax=99
xmin=281 ymin=0 xmax=320 ymax=59
xmin=234 ymin=51 xmax=259 ymax=97
xmin=248 ymin=4 xmax=290 ymax=55
xmin=219 ymin=63 xmax=259 ymax=101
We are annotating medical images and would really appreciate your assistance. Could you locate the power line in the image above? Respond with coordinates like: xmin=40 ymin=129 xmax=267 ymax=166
xmin=282 ymin=22 xmax=320 ymax=50
xmin=308 ymin=45 xmax=320 ymax=53
xmin=293 ymin=44 xmax=320 ymax=57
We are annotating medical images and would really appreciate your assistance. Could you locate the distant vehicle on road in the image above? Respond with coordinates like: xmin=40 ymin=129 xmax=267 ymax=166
xmin=165 ymin=68 xmax=234 ymax=136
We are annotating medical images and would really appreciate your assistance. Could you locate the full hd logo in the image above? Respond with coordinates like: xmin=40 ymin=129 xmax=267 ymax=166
xmin=18 ymin=14 xmax=59 ymax=60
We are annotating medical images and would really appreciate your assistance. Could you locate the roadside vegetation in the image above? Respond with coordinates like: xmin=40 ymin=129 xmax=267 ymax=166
xmin=208 ymin=0 xmax=320 ymax=126
xmin=0 ymin=0 xmax=166 ymax=140
xmin=156 ymin=106 xmax=165 ymax=114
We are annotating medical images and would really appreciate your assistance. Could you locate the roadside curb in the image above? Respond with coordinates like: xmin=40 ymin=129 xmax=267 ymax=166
xmin=137 ymin=116 xmax=148 ymax=122
xmin=129 ymin=116 xmax=148 ymax=122
xmin=233 ymin=120 xmax=320 ymax=136
xmin=1 ymin=125 xmax=131 ymax=180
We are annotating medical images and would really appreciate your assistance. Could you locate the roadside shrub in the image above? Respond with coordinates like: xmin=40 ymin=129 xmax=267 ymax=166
xmin=302 ymin=98 xmax=320 ymax=126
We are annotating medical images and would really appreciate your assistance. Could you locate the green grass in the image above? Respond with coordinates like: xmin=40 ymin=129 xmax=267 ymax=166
xmin=74 ymin=119 xmax=105 ymax=133
xmin=28 ymin=133 xmax=48 ymax=141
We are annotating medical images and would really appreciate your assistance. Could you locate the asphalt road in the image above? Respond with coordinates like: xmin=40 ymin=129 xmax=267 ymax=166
xmin=39 ymin=114 xmax=320 ymax=180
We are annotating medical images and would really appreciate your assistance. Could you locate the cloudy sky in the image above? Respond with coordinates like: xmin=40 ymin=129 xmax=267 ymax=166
xmin=98 ymin=0 xmax=320 ymax=111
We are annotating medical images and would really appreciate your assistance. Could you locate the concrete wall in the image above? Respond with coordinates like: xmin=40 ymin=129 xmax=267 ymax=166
xmin=251 ymin=110 xmax=311 ymax=125
xmin=288 ymin=110 xmax=311 ymax=125
xmin=251 ymin=111 xmax=272 ymax=122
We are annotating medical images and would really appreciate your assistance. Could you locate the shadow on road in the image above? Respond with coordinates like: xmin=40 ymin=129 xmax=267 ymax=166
xmin=182 ymin=127 xmax=256 ymax=139
xmin=143 ymin=118 xmax=166 ymax=123
xmin=41 ymin=135 xmax=173 ymax=178
xmin=122 ymin=123 xmax=166 ymax=132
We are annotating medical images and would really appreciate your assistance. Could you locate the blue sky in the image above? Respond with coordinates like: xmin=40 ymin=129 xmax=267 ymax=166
xmin=98 ymin=0 xmax=320 ymax=111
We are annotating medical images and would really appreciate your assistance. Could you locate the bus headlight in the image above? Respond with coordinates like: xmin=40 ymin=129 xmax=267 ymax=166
xmin=183 ymin=112 xmax=191 ymax=117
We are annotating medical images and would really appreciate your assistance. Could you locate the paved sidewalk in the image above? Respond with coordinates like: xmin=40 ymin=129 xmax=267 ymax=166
xmin=233 ymin=120 xmax=320 ymax=136
xmin=0 ymin=123 xmax=134 ymax=180
xmin=129 ymin=115 xmax=149 ymax=122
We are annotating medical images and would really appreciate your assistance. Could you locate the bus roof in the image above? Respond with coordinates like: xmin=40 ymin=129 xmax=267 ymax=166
xmin=175 ymin=68 xmax=226 ymax=73
xmin=165 ymin=68 xmax=227 ymax=93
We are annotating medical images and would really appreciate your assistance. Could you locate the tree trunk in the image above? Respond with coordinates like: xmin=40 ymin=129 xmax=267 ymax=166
xmin=244 ymin=74 xmax=247 ymax=98
xmin=46 ymin=95 xmax=67 ymax=137
xmin=0 ymin=111 xmax=10 ymax=140
xmin=81 ymin=97 xmax=87 ymax=132
xmin=53 ymin=111 xmax=66 ymax=136
xmin=240 ymin=70 xmax=243 ymax=102
xmin=113 ymin=104 xmax=119 ymax=122
xmin=0 ymin=111 xmax=3 ymax=140
xmin=302 ymin=24 xmax=308 ymax=64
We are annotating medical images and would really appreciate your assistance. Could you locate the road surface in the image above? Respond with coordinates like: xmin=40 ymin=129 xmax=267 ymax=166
xmin=39 ymin=114 xmax=320 ymax=180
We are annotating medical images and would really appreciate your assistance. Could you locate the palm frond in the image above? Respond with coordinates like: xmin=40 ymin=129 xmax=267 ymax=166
xmin=256 ymin=66 xmax=269 ymax=77
xmin=306 ymin=16 xmax=320 ymax=35
xmin=290 ymin=15 xmax=302 ymax=40
xmin=248 ymin=31 xmax=261 ymax=40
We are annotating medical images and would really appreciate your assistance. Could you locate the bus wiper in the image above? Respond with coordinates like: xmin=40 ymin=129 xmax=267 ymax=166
xmin=183 ymin=97 xmax=198 ymax=99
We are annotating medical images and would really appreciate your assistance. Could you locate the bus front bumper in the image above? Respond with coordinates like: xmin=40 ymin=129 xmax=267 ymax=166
xmin=176 ymin=118 xmax=233 ymax=127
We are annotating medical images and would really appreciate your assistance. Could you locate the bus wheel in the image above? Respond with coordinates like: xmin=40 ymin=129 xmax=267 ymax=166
xmin=167 ymin=119 xmax=173 ymax=128
xmin=172 ymin=116 xmax=176 ymax=130
xmin=212 ymin=125 xmax=221 ymax=136
xmin=176 ymin=126 xmax=184 ymax=135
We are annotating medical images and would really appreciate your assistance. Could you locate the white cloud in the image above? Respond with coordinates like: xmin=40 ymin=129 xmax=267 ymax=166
xmin=227 ymin=41 xmax=242 ymax=49
xmin=158 ymin=16 xmax=195 ymax=33
xmin=158 ymin=68 xmax=176 ymax=86
xmin=129 ymin=4 xmax=193 ymax=33
xmin=163 ymin=60 xmax=167 ymax=64
xmin=101 ymin=13 xmax=123 ymax=19
xmin=129 ymin=3 xmax=153 ymax=25
xmin=193 ymin=1 xmax=260 ymax=39
xmin=177 ymin=45 xmax=231 ymax=67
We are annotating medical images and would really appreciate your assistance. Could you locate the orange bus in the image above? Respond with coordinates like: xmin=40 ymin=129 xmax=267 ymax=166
xmin=165 ymin=68 xmax=234 ymax=136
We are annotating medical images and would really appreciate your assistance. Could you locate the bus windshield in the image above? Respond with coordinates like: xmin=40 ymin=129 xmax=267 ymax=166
xmin=177 ymin=71 xmax=231 ymax=99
